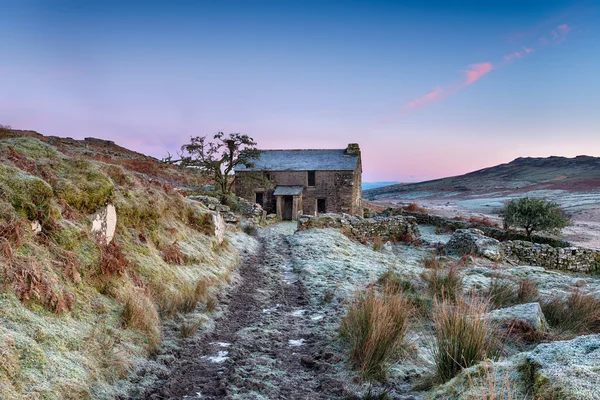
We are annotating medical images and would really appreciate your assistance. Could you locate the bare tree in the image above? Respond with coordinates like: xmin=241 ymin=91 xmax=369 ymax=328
xmin=165 ymin=132 xmax=259 ymax=195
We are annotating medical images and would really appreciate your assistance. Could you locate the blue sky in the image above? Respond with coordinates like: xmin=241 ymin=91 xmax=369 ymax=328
xmin=1 ymin=0 xmax=599 ymax=181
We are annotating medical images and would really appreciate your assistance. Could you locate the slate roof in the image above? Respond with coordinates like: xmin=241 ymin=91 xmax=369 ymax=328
xmin=273 ymin=186 xmax=304 ymax=196
xmin=235 ymin=149 xmax=359 ymax=172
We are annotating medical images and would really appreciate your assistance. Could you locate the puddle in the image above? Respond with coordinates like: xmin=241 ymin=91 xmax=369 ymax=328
xmin=288 ymin=339 xmax=305 ymax=347
xmin=210 ymin=342 xmax=232 ymax=348
xmin=282 ymin=263 xmax=298 ymax=284
xmin=262 ymin=304 xmax=281 ymax=313
xmin=202 ymin=351 xmax=229 ymax=363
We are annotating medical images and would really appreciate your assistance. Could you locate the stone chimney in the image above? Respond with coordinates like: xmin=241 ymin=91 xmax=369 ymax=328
xmin=345 ymin=143 xmax=360 ymax=156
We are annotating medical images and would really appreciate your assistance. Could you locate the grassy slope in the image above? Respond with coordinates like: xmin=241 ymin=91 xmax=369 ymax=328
xmin=0 ymin=131 xmax=240 ymax=399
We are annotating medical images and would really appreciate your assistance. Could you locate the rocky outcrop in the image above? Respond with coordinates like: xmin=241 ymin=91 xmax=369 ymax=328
xmin=522 ymin=334 xmax=600 ymax=399
xmin=297 ymin=213 xmax=419 ymax=242
xmin=486 ymin=302 xmax=548 ymax=331
xmin=445 ymin=228 xmax=502 ymax=261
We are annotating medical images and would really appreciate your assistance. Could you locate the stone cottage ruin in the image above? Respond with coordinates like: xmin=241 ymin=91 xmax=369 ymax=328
xmin=235 ymin=144 xmax=362 ymax=220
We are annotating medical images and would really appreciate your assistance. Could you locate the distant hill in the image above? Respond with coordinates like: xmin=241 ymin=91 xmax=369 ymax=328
xmin=362 ymin=181 xmax=400 ymax=190
xmin=364 ymin=156 xmax=600 ymax=200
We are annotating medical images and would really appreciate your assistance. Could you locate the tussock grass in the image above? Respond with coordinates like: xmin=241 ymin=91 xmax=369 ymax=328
xmin=373 ymin=235 xmax=383 ymax=251
xmin=541 ymin=290 xmax=600 ymax=334
xmin=180 ymin=320 xmax=199 ymax=339
xmin=422 ymin=252 xmax=442 ymax=269
xmin=339 ymin=286 xmax=414 ymax=381
xmin=432 ymin=297 xmax=500 ymax=383
xmin=422 ymin=263 xmax=463 ymax=302
xmin=489 ymin=278 xmax=539 ymax=309
xmin=122 ymin=290 xmax=161 ymax=352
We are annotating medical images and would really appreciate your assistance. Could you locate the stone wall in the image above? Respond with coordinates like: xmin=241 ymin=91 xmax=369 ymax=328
xmin=445 ymin=228 xmax=600 ymax=273
xmin=501 ymin=241 xmax=600 ymax=273
xmin=381 ymin=208 xmax=571 ymax=247
xmin=297 ymin=213 xmax=419 ymax=242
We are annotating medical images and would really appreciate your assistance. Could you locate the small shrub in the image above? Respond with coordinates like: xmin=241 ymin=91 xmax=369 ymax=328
xmin=432 ymin=297 xmax=499 ymax=383
xmin=405 ymin=202 xmax=426 ymax=213
xmin=187 ymin=208 xmax=215 ymax=235
xmin=373 ymin=235 xmax=383 ymax=251
xmin=542 ymin=290 xmax=600 ymax=334
xmin=161 ymin=241 xmax=185 ymax=265
xmin=502 ymin=318 xmax=547 ymax=345
xmin=399 ymin=232 xmax=413 ymax=244
xmin=467 ymin=216 xmax=498 ymax=228
xmin=422 ymin=264 xmax=463 ymax=302
xmin=339 ymin=287 xmax=414 ymax=381
xmin=122 ymin=290 xmax=160 ymax=352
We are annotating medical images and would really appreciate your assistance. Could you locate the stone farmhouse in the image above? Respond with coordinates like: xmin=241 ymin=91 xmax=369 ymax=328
xmin=235 ymin=144 xmax=362 ymax=220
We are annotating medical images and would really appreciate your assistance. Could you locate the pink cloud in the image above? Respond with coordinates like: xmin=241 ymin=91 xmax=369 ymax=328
xmin=523 ymin=47 xmax=534 ymax=54
xmin=550 ymin=23 xmax=571 ymax=43
xmin=404 ymin=87 xmax=445 ymax=109
xmin=462 ymin=63 xmax=493 ymax=86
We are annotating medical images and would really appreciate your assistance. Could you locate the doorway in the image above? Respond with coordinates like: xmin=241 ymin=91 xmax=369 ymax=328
xmin=283 ymin=196 xmax=293 ymax=220
xmin=317 ymin=198 xmax=326 ymax=214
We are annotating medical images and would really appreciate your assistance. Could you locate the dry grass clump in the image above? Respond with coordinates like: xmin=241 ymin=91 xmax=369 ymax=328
xmin=422 ymin=252 xmax=442 ymax=269
xmin=432 ymin=297 xmax=500 ymax=383
xmin=86 ymin=321 xmax=132 ymax=383
xmin=153 ymin=278 xmax=212 ymax=317
xmin=161 ymin=240 xmax=185 ymax=265
xmin=373 ymin=235 xmax=383 ymax=251
xmin=467 ymin=216 xmax=499 ymax=228
xmin=339 ymin=286 xmax=415 ymax=381
xmin=541 ymin=290 xmax=600 ymax=334
xmin=422 ymin=263 xmax=463 ymax=302
xmin=489 ymin=278 xmax=539 ymax=309
xmin=122 ymin=290 xmax=161 ymax=352
xmin=187 ymin=208 xmax=214 ymax=235
xmin=180 ymin=320 xmax=199 ymax=339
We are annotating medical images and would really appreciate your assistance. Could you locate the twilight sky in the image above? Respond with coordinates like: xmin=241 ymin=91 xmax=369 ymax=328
xmin=1 ymin=0 xmax=599 ymax=182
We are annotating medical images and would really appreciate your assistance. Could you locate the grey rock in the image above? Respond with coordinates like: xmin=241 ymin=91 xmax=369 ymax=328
xmin=446 ymin=228 xmax=502 ymax=261
xmin=486 ymin=302 xmax=548 ymax=331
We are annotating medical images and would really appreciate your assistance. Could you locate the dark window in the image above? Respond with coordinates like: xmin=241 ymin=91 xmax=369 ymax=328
xmin=317 ymin=198 xmax=326 ymax=213
xmin=307 ymin=171 xmax=316 ymax=186
xmin=265 ymin=172 xmax=271 ymax=181
xmin=255 ymin=192 xmax=264 ymax=206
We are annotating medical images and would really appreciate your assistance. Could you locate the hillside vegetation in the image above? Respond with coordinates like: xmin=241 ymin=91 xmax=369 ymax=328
xmin=0 ymin=128 xmax=242 ymax=399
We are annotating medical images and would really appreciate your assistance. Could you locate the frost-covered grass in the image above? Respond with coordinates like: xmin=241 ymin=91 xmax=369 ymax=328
xmin=0 ymin=136 xmax=253 ymax=399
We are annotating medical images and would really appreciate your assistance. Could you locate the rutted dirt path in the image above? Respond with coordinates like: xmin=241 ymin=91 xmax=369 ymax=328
xmin=140 ymin=224 xmax=346 ymax=400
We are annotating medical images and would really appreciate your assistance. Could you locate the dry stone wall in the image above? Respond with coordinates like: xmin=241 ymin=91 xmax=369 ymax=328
xmin=297 ymin=213 xmax=419 ymax=242
xmin=501 ymin=240 xmax=600 ymax=273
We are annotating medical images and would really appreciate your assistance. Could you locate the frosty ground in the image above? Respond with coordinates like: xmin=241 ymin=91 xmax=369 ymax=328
xmin=131 ymin=222 xmax=600 ymax=399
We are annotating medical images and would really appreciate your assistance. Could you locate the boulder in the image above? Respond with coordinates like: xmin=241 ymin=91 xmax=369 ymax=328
xmin=446 ymin=228 xmax=502 ymax=261
xmin=486 ymin=302 xmax=548 ymax=331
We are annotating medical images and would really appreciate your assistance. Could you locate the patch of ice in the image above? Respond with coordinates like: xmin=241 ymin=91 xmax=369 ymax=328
xmin=210 ymin=342 xmax=231 ymax=348
xmin=290 ymin=309 xmax=306 ymax=317
xmin=262 ymin=304 xmax=281 ymax=313
xmin=288 ymin=339 xmax=305 ymax=347
xmin=203 ymin=351 xmax=229 ymax=363
xmin=310 ymin=315 xmax=324 ymax=321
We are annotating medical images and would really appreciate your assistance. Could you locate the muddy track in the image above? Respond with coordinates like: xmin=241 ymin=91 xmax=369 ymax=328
xmin=138 ymin=225 xmax=347 ymax=400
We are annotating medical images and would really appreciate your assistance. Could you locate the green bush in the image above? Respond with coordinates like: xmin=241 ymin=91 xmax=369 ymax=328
xmin=500 ymin=197 xmax=570 ymax=239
